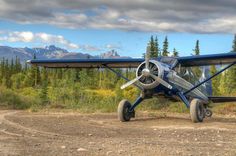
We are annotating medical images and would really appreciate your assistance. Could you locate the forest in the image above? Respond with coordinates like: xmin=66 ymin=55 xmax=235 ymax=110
xmin=0 ymin=35 xmax=235 ymax=113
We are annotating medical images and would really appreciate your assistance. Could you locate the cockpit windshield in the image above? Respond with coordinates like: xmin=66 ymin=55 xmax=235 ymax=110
xmin=159 ymin=57 xmax=178 ymax=68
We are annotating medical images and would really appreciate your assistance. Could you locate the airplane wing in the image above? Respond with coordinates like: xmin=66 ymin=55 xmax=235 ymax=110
xmin=27 ymin=52 xmax=236 ymax=68
xmin=27 ymin=58 xmax=144 ymax=68
xmin=177 ymin=52 xmax=236 ymax=67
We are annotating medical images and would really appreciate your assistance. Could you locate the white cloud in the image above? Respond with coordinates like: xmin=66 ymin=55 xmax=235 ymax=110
xmin=35 ymin=33 xmax=79 ymax=49
xmin=0 ymin=0 xmax=236 ymax=33
xmin=105 ymin=44 xmax=121 ymax=50
xmin=81 ymin=45 xmax=101 ymax=52
xmin=4 ymin=31 xmax=34 ymax=42
xmin=0 ymin=31 xmax=79 ymax=49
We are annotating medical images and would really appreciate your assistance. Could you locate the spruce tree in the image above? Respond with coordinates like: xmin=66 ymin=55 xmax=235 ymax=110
xmin=149 ymin=36 xmax=155 ymax=58
xmin=210 ymin=65 xmax=220 ymax=95
xmin=4 ymin=59 xmax=11 ymax=88
xmin=193 ymin=40 xmax=200 ymax=55
xmin=153 ymin=36 xmax=159 ymax=58
xmin=39 ymin=67 xmax=49 ymax=105
xmin=32 ymin=53 xmax=41 ymax=86
xmin=232 ymin=34 xmax=236 ymax=52
xmin=192 ymin=40 xmax=201 ymax=78
xmin=219 ymin=73 xmax=228 ymax=95
xmin=226 ymin=34 xmax=236 ymax=94
xmin=162 ymin=36 xmax=169 ymax=56
xmin=172 ymin=48 xmax=179 ymax=57
xmin=147 ymin=35 xmax=159 ymax=58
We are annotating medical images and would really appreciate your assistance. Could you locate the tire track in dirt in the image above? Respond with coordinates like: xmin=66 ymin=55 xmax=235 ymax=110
xmin=0 ymin=111 xmax=78 ymax=138
xmin=0 ymin=110 xmax=236 ymax=156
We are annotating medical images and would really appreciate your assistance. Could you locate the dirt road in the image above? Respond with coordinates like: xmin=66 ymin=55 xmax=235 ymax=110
xmin=0 ymin=110 xmax=235 ymax=156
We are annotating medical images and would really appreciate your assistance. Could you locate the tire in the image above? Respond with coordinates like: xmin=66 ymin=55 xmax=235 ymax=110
xmin=118 ymin=99 xmax=132 ymax=122
xmin=190 ymin=99 xmax=204 ymax=123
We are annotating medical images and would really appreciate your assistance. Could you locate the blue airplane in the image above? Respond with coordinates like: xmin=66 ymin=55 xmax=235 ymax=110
xmin=27 ymin=51 xmax=236 ymax=123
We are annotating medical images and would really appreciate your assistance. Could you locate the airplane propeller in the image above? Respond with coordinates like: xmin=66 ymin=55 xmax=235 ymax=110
xmin=121 ymin=49 xmax=173 ymax=90
xmin=120 ymin=75 xmax=143 ymax=90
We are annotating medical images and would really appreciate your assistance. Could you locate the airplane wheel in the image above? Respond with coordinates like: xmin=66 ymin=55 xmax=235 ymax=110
xmin=118 ymin=99 xmax=133 ymax=122
xmin=190 ymin=99 xmax=204 ymax=123
xmin=205 ymin=108 xmax=213 ymax=117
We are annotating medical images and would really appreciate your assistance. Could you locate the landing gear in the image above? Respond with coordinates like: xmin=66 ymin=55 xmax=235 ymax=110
xmin=190 ymin=99 xmax=205 ymax=123
xmin=118 ymin=100 xmax=134 ymax=122
xmin=118 ymin=96 xmax=143 ymax=122
xmin=205 ymin=108 xmax=213 ymax=117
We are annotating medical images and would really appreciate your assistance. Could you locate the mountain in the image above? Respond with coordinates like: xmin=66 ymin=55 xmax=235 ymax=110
xmin=100 ymin=50 xmax=130 ymax=59
xmin=0 ymin=45 xmax=95 ymax=62
xmin=0 ymin=45 xmax=130 ymax=63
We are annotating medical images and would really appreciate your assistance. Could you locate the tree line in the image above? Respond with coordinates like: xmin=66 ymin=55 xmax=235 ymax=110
xmin=0 ymin=35 xmax=235 ymax=109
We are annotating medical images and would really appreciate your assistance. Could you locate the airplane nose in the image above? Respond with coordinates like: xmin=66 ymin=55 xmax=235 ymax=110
xmin=142 ymin=68 xmax=150 ymax=77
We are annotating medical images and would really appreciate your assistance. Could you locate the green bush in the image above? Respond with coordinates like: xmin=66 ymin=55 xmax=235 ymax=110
xmin=0 ymin=86 xmax=40 ymax=109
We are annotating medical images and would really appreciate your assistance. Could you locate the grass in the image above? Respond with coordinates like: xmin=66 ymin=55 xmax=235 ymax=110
xmin=0 ymin=87 xmax=235 ymax=115
xmin=0 ymin=86 xmax=40 ymax=109
xmin=212 ymin=103 xmax=236 ymax=115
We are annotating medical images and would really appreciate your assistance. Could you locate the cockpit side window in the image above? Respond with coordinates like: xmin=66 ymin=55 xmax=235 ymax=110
xmin=175 ymin=65 xmax=210 ymax=95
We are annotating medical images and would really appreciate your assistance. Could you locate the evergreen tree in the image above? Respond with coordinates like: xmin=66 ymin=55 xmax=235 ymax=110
xmin=149 ymin=36 xmax=156 ymax=58
xmin=162 ymin=36 xmax=169 ymax=56
xmin=210 ymin=65 xmax=220 ymax=95
xmin=39 ymin=67 xmax=49 ymax=105
xmin=232 ymin=34 xmax=236 ymax=52
xmin=147 ymin=35 xmax=159 ymax=58
xmin=172 ymin=48 xmax=179 ymax=57
xmin=192 ymin=40 xmax=201 ymax=78
xmin=193 ymin=40 xmax=200 ymax=55
xmin=219 ymin=72 xmax=228 ymax=95
xmin=15 ymin=56 xmax=22 ymax=73
xmin=4 ymin=59 xmax=11 ymax=88
xmin=24 ymin=62 xmax=28 ymax=73
xmin=10 ymin=58 xmax=14 ymax=75
xmin=11 ymin=73 xmax=25 ymax=89
xmin=152 ymin=36 xmax=159 ymax=58
xmin=33 ymin=53 xmax=41 ymax=86
xmin=226 ymin=34 xmax=236 ymax=94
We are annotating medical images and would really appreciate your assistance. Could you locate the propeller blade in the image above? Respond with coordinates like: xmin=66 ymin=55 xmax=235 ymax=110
xmin=121 ymin=75 xmax=143 ymax=90
xmin=145 ymin=48 xmax=150 ymax=69
xmin=150 ymin=74 xmax=173 ymax=89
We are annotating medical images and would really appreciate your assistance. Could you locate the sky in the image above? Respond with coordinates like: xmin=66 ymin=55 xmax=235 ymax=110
xmin=0 ymin=0 xmax=235 ymax=58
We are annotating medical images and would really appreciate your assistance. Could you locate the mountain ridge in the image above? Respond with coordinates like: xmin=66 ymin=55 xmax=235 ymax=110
xmin=0 ymin=45 xmax=129 ymax=63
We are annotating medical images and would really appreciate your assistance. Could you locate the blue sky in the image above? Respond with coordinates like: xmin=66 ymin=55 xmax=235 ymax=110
xmin=0 ymin=0 xmax=235 ymax=58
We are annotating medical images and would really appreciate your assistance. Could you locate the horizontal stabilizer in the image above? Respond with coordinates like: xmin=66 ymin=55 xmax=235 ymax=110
xmin=208 ymin=96 xmax=236 ymax=103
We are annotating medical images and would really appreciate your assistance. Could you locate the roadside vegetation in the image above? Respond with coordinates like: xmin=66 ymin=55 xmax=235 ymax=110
xmin=0 ymin=35 xmax=235 ymax=114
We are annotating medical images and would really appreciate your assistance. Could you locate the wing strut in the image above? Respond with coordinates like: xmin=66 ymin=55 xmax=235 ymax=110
xmin=184 ymin=61 xmax=236 ymax=95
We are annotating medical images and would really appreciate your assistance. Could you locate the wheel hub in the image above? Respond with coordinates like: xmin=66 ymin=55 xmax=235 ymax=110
xmin=142 ymin=68 xmax=150 ymax=77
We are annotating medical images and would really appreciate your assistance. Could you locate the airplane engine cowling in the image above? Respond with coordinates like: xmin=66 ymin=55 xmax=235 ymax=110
xmin=136 ymin=60 xmax=164 ymax=89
